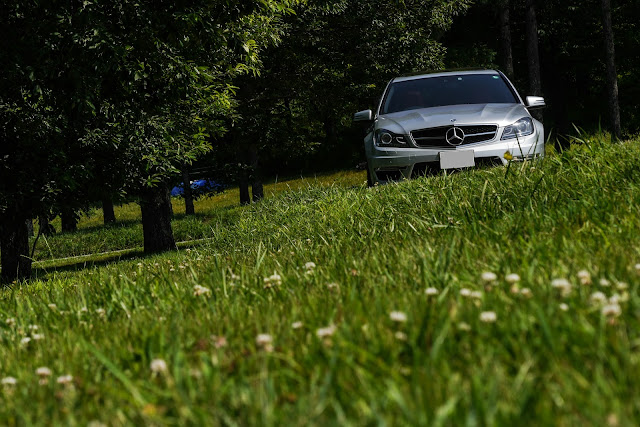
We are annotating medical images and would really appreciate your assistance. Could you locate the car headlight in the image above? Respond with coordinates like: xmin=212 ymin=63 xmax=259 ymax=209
xmin=501 ymin=117 xmax=534 ymax=140
xmin=375 ymin=129 xmax=408 ymax=147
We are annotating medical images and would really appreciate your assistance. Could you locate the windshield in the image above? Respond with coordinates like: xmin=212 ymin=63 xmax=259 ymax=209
xmin=381 ymin=74 xmax=518 ymax=114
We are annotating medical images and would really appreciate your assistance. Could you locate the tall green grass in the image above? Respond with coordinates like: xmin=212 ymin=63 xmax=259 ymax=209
xmin=1 ymin=135 xmax=640 ymax=425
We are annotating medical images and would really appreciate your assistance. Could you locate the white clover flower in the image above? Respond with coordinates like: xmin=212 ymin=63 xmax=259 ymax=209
xmin=457 ymin=322 xmax=471 ymax=331
xmin=20 ymin=337 xmax=31 ymax=346
xmin=316 ymin=325 xmax=337 ymax=338
xmin=263 ymin=273 xmax=282 ymax=289
xmin=192 ymin=285 xmax=211 ymax=297
xmin=5 ymin=318 xmax=16 ymax=327
xmin=425 ymin=287 xmax=438 ymax=296
xmin=608 ymin=294 xmax=622 ymax=305
xmin=551 ymin=278 xmax=572 ymax=296
xmin=590 ymin=291 xmax=607 ymax=305
xmin=599 ymin=278 xmax=611 ymax=287
xmin=326 ymin=283 xmax=340 ymax=292
xmin=602 ymin=303 xmax=622 ymax=318
xmin=577 ymin=270 xmax=592 ymax=285
xmin=389 ymin=311 xmax=407 ymax=323
xmin=394 ymin=331 xmax=408 ymax=341
xmin=304 ymin=262 xmax=316 ymax=271
xmin=291 ymin=321 xmax=303 ymax=329
xmin=255 ymin=334 xmax=273 ymax=346
xmin=520 ymin=288 xmax=533 ymax=298
xmin=32 ymin=333 xmax=44 ymax=341
xmin=150 ymin=359 xmax=168 ymax=375
xmin=481 ymin=272 xmax=497 ymax=282
xmin=479 ymin=311 xmax=497 ymax=323
xmin=28 ymin=325 xmax=38 ymax=331
xmin=616 ymin=282 xmax=628 ymax=290
xmin=635 ymin=263 xmax=640 ymax=274
xmin=47 ymin=304 xmax=58 ymax=310
xmin=505 ymin=274 xmax=521 ymax=284
xmin=96 ymin=308 xmax=106 ymax=318
xmin=460 ymin=288 xmax=472 ymax=297
xmin=79 ymin=307 xmax=88 ymax=315
xmin=559 ymin=303 xmax=569 ymax=311
xmin=56 ymin=375 xmax=73 ymax=385
xmin=36 ymin=367 xmax=52 ymax=377
xmin=1 ymin=377 xmax=17 ymax=386
xmin=470 ymin=291 xmax=483 ymax=300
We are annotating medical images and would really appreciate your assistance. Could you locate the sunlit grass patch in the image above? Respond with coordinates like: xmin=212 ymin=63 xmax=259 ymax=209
xmin=2 ymin=137 xmax=640 ymax=424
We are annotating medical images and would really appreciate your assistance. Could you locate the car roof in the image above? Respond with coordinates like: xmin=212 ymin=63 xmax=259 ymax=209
xmin=392 ymin=69 xmax=500 ymax=83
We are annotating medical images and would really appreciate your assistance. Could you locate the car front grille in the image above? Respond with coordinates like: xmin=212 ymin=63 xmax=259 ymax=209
xmin=411 ymin=125 xmax=498 ymax=148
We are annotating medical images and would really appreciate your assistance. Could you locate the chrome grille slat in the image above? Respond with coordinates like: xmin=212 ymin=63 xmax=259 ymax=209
xmin=411 ymin=125 xmax=497 ymax=148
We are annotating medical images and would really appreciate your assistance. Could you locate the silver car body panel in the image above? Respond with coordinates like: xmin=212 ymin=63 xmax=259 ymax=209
xmin=364 ymin=70 xmax=544 ymax=184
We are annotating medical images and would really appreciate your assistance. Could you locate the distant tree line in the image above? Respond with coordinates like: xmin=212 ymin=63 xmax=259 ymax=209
xmin=0 ymin=0 xmax=635 ymax=283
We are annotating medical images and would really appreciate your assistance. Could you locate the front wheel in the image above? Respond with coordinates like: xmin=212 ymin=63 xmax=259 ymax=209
xmin=366 ymin=163 xmax=374 ymax=188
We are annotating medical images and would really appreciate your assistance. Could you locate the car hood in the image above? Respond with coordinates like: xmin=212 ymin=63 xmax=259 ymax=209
xmin=377 ymin=104 xmax=530 ymax=133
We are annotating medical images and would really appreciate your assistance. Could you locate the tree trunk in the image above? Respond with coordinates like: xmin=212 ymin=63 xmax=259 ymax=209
xmin=26 ymin=218 xmax=34 ymax=237
xmin=525 ymin=0 xmax=542 ymax=120
xmin=181 ymin=166 xmax=195 ymax=215
xmin=498 ymin=0 xmax=514 ymax=79
xmin=61 ymin=208 xmax=78 ymax=233
xmin=140 ymin=184 xmax=176 ymax=254
xmin=38 ymin=215 xmax=55 ymax=236
xmin=601 ymin=0 xmax=622 ymax=140
xmin=1 ymin=214 xmax=32 ymax=284
xmin=102 ymin=198 xmax=116 ymax=224
xmin=249 ymin=143 xmax=264 ymax=202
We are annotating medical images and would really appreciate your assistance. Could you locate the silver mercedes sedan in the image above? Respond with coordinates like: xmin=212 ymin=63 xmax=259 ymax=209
xmin=354 ymin=70 xmax=546 ymax=185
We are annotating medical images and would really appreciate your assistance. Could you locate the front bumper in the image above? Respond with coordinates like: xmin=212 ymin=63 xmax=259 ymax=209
xmin=366 ymin=131 xmax=544 ymax=183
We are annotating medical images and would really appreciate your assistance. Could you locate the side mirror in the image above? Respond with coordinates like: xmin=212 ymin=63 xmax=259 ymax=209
xmin=525 ymin=96 xmax=546 ymax=110
xmin=354 ymin=109 xmax=373 ymax=122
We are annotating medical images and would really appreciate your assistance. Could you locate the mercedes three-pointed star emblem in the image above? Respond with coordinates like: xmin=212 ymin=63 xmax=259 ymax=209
xmin=445 ymin=127 xmax=465 ymax=146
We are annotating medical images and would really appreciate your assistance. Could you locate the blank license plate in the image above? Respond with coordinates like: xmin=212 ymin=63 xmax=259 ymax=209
xmin=440 ymin=151 xmax=475 ymax=169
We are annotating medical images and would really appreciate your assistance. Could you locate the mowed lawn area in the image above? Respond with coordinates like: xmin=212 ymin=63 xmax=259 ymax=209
xmin=2 ymin=135 xmax=640 ymax=425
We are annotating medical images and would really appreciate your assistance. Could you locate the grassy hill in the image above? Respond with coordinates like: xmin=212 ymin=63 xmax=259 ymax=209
xmin=2 ymin=135 xmax=640 ymax=425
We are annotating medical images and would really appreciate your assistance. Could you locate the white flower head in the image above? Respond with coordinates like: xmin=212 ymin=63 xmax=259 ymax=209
xmin=150 ymin=359 xmax=168 ymax=375
xmin=481 ymin=271 xmax=497 ymax=282
xmin=48 ymin=304 xmax=58 ymax=310
xmin=316 ymin=325 xmax=337 ymax=338
xmin=304 ymin=262 xmax=316 ymax=271
xmin=551 ymin=278 xmax=572 ymax=296
xmin=96 ymin=308 xmax=106 ymax=318
xmin=635 ymin=263 xmax=640 ymax=274
xmin=520 ymin=288 xmax=533 ymax=298
xmin=389 ymin=311 xmax=407 ymax=323
xmin=263 ymin=273 xmax=282 ymax=289
xmin=291 ymin=321 xmax=303 ymax=329
xmin=20 ymin=337 xmax=31 ymax=346
xmin=505 ymin=273 xmax=521 ymax=284
xmin=616 ymin=282 xmax=628 ymax=291
xmin=1 ymin=377 xmax=17 ymax=386
xmin=599 ymin=278 xmax=611 ymax=287
xmin=590 ymin=291 xmax=607 ymax=305
xmin=559 ymin=303 xmax=569 ymax=312
xmin=5 ymin=318 xmax=16 ymax=327
xmin=326 ymin=282 xmax=340 ymax=292
xmin=425 ymin=287 xmax=439 ymax=296
xmin=460 ymin=288 xmax=472 ymax=297
xmin=602 ymin=303 xmax=622 ymax=318
xmin=255 ymin=334 xmax=273 ymax=348
xmin=192 ymin=285 xmax=211 ymax=297
xmin=56 ymin=375 xmax=73 ymax=385
xmin=479 ymin=311 xmax=497 ymax=323
xmin=32 ymin=333 xmax=45 ymax=341
xmin=577 ymin=270 xmax=591 ymax=285
xmin=470 ymin=291 xmax=483 ymax=300
xmin=28 ymin=324 xmax=38 ymax=331
xmin=394 ymin=331 xmax=408 ymax=341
